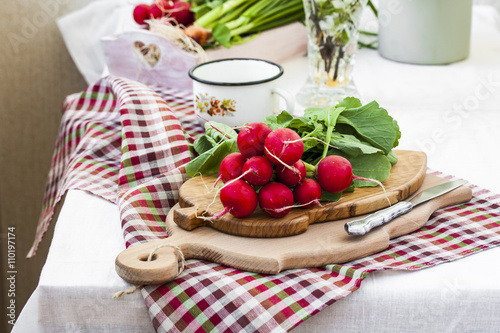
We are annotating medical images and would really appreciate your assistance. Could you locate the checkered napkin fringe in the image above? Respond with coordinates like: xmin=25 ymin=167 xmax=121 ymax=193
xmin=29 ymin=76 xmax=500 ymax=332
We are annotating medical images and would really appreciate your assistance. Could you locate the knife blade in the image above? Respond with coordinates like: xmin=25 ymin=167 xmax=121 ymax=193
xmin=344 ymin=180 xmax=467 ymax=236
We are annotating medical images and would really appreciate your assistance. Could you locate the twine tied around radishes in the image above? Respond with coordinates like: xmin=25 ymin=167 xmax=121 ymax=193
xmin=196 ymin=122 xmax=390 ymax=221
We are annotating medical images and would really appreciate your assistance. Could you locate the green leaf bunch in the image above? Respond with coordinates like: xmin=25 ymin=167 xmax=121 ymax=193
xmin=264 ymin=97 xmax=401 ymax=187
xmin=185 ymin=97 xmax=401 ymax=191
xmin=185 ymin=121 xmax=239 ymax=177
xmin=189 ymin=0 xmax=305 ymax=49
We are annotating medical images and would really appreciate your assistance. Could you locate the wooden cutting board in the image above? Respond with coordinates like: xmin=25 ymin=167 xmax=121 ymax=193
xmin=174 ymin=150 xmax=427 ymax=237
xmin=116 ymin=174 xmax=472 ymax=285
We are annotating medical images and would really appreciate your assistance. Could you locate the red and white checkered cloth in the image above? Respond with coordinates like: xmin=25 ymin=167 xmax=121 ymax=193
xmin=30 ymin=76 xmax=500 ymax=332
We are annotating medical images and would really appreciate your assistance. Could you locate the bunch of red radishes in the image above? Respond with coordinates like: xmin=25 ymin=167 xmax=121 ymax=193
xmin=212 ymin=122 xmax=361 ymax=219
xmin=133 ymin=0 xmax=194 ymax=26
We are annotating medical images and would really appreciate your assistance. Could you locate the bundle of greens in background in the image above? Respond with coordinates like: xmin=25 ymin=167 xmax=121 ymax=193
xmin=186 ymin=0 xmax=378 ymax=49
xmin=188 ymin=0 xmax=306 ymax=48
xmin=186 ymin=97 xmax=401 ymax=189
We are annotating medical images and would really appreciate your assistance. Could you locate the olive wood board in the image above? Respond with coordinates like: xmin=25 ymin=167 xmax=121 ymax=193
xmin=115 ymin=173 xmax=472 ymax=285
xmin=173 ymin=150 xmax=427 ymax=238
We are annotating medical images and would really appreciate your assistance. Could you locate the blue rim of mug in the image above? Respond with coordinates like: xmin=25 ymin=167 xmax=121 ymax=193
xmin=188 ymin=58 xmax=284 ymax=86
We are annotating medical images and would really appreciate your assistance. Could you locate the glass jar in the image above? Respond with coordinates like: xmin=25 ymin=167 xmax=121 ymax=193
xmin=297 ymin=0 xmax=367 ymax=108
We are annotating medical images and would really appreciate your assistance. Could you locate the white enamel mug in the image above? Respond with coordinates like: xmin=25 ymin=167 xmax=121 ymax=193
xmin=189 ymin=58 xmax=295 ymax=127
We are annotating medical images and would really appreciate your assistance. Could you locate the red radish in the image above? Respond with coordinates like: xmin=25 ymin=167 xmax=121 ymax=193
xmin=149 ymin=4 xmax=164 ymax=19
xmin=237 ymin=122 xmax=272 ymax=158
xmin=133 ymin=4 xmax=151 ymax=25
xmin=213 ymin=179 xmax=257 ymax=218
xmin=264 ymin=128 xmax=304 ymax=166
xmin=316 ymin=155 xmax=353 ymax=193
xmin=156 ymin=0 xmax=174 ymax=11
xmin=276 ymin=159 xmax=306 ymax=187
xmin=316 ymin=155 xmax=386 ymax=193
xmin=316 ymin=155 xmax=390 ymax=206
xmin=258 ymin=182 xmax=294 ymax=217
xmin=293 ymin=179 xmax=322 ymax=208
xmin=242 ymin=156 xmax=273 ymax=186
xmin=215 ymin=152 xmax=246 ymax=186
xmin=169 ymin=1 xmax=194 ymax=26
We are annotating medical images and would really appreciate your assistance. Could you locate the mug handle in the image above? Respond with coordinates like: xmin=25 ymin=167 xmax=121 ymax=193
xmin=271 ymin=87 xmax=295 ymax=115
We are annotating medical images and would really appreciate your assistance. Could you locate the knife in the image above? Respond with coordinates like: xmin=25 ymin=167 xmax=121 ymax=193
xmin=344 ymin=180 xmax=467 ymax=236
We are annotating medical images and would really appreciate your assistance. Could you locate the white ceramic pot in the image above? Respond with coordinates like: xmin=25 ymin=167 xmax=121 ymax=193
xmin=378 ymin=0 xmax=473 ymax=65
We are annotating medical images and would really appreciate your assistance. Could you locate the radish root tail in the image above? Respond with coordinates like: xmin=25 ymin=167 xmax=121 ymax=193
xmin=196 ymin=114 xmax=233 ymax=140
xmin=201 ymin=206 xmax=230 ymax=221
xmin=231 ymin=125 xmax=250 ymax=130
xmin=264 ymin=147 xmax=299 ymax=174
xmin=204 ymin=169 xmax=252 ymax=215
xmin=196 ymin=172 xmax=212 ymax=193
xmin=353 ymin=175 xmax=391 ymax=206
xmin=271 ymin=199 xmax=324 ymax=213
xmin=212 ymin=175 xmax=222 ymax=191
xmin=193 ymin=205 xmax=213 ymax=224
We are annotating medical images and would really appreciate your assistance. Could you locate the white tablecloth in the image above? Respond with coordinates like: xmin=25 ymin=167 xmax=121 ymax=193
xmin=14 ymin=5 xmax=500 ymax=333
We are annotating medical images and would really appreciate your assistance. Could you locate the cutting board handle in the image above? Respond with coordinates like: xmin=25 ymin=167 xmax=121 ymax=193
xmin=115 ymin=240 xmax=185 ymax=285
xmin=174 ymin=206 xmax=209 ymax=230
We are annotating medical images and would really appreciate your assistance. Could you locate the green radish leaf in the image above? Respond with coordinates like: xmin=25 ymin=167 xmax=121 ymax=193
xmin=330 ymin=133 xmax=382 ymax=157
xmin=343 ymin=184 xmax=355 ymax=193
xmin=320 ymin=190 xmax=342 ymax=202
xmin=302 ymin=146 xmax=325 ymax=166
xmin=302 ymin=106 xmax=345 ymax=161
xmin=205 ymin=121 xmax=238 ymax=141
xmin=392 ymin=119 xmax=401 ymax=148
xmin=265 ymin=110 xmax=294 ymax=129
xmin=185 ymin=120 xmax=239 ymax=177
xmin=350 ymin=153 xmax=392 ymax=187
xmin=193 ymin=135 xmax=217 ymax=155
xmin=336 ymin=96 xmax=362 ymax=109
xmin=211 ymin=23 xmax=232 ymax=48
xmin=300 ymin=122 xmax=326 ymax=153
xmin=274 ymin=110 xmax=295 ymax=127
xmin=288 ymin=116 xmax=314 ymax=131
xmin=303 ymin=106 xmax=344 ymax=127
xmin=186 ymin=138 xmax=238 ymax=177
xmin=337 ymin=101 xmax=398 ymax=154
xmin=387 ymin=150 xmax=399 ymax=165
